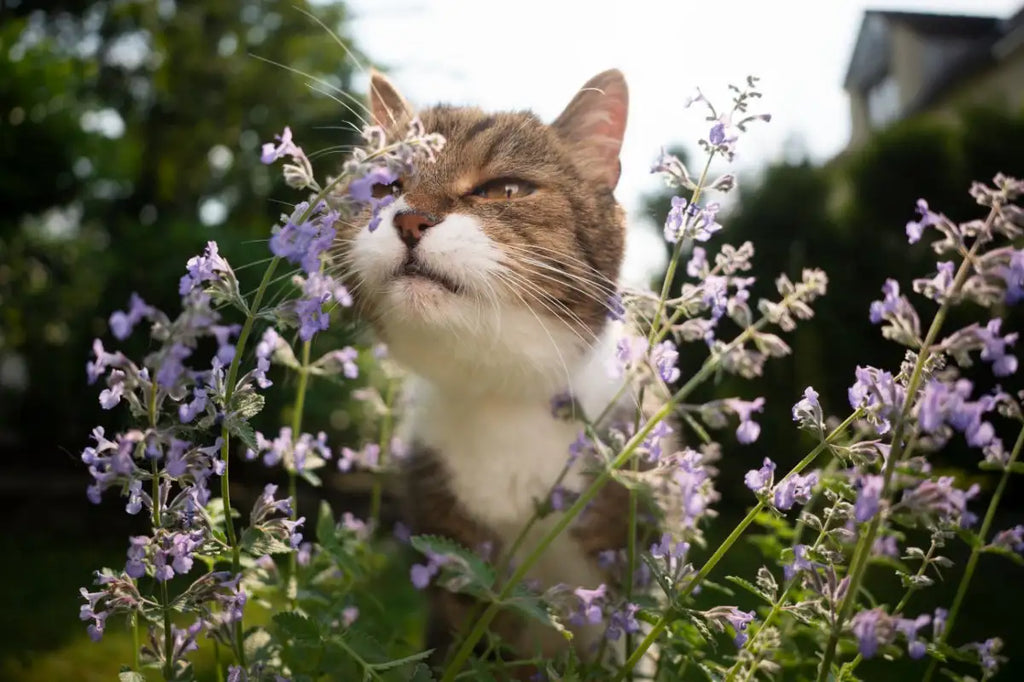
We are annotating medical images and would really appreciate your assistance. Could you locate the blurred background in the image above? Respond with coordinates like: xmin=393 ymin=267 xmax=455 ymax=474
xmin=1 ymin=0 xmax=1022 ymax=679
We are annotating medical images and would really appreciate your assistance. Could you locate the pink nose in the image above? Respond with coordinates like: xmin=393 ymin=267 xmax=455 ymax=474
xmin=393 ymin=211 xmax=440 ymax=246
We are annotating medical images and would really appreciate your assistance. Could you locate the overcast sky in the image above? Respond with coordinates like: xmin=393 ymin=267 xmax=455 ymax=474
xmin=342 ymin=0 xmax=1020 ymax=280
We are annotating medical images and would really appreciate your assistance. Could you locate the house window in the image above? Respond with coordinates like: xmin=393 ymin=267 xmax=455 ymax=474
xmin=867 ymin=75 xmax=901 ymax=128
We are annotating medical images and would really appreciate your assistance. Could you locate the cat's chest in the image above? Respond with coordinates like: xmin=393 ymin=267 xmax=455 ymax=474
xmin=404 ymin=389 xmax=587 ymax=538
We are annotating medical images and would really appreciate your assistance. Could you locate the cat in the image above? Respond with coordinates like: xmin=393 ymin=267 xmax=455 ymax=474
xmin=336 ymin=68 xmax=645 ymax=669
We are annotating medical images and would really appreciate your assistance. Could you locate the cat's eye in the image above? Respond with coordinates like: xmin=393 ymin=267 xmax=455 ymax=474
xmin=470 ymin=178 xmax=536 ymax=201
xmin=371 ymin=179 xmax=403 ymax=199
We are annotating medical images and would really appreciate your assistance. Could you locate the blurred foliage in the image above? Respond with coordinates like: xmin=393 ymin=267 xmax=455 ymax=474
xmin=0 ymin=0 xmax=366 ymax=459
xmin=641 ymin=106 xmax=1024 ymax=492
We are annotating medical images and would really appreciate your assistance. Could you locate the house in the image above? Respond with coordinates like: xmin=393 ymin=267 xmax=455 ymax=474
xmin=843 ymin=5 xmax=1024 ymax=147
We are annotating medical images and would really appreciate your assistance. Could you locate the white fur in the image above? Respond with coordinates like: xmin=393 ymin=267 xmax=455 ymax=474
xmin=351 ymin=200 xmax=631 ymax=654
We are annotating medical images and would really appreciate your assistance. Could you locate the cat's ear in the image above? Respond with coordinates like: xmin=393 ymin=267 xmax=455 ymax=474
xmin=552 ymin=69 xmax=628 ymax=189
xmin=368 ymin=69 xmax=413 ymax=128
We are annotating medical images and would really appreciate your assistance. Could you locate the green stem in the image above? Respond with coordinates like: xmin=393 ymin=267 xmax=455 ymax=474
xmin=439 ymin=283 xmax=829 ymax=682
xmin=815 ymin=235 xmax=985 ymax=682
xmin=922 ymin=422 xmax=1024 ymax=682
xmin=132 ymin=612 xmax=141 ymax=672
xmin=370 ymin=377 xmax=398 ymax=530
xmin=287 ymin=339 xmax=312 ymax=606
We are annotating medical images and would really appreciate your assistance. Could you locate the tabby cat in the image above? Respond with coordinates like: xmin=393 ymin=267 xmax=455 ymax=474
xmin=337 ymin=68 xmax=643 ymax=666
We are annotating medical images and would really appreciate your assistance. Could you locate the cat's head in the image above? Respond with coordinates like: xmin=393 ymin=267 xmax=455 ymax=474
xmin=336 ymin=70 xmax=629 ymax=396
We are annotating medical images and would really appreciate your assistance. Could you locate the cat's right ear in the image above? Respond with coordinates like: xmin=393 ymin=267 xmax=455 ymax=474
xmin=368 ymin=69 xmax=413 ymax=128
xmin=553 ymin=69 xmax=629 ymax=189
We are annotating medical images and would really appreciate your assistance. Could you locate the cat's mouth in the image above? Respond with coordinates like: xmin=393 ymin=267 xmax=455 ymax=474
xmin=395 ymin=256 xmax=463 ymax=295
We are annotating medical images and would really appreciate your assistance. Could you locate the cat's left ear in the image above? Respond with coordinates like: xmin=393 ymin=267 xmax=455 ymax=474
xmin=368 ymin=69 xmax=413 ymax=128
xmin=552 ymin=69 xmax=628 ymax=189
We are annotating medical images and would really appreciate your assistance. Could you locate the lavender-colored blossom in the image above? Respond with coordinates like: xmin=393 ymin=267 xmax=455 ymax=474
xmin=663 ymin=196 xmax=689 ymax=243
xmin=86 ymin=339 xmax=123 ymax=385
xmin=905 ymin=198 xmax=940 ymax=244
xmin=270 ymin=201 xmax=338 ymax=275
xmin=642 ymin=420 xmax=674 ymax=461
xmin=978 ymin=318 xmax=1018 ymax=377
xmin=651 ymin=339 xmax=681 ymax=383
xmin=179 ymin=241 xmax=231 ymax=296
xmin=783 ymin=544 xmax=817 ymax=581
xmin=260 ymin=126 xmax=299 ymax=164
xmin=686 ymin=246 xmax=707 ymax=278
xmin=933 ymin=608 xmax=948 ymax=639
xmin=792 ymin=386 xmax=823 ymax=431
xmin=869 ymin=279 xmax=901 ymax=324
xmin=998 ymin=248 xmax=1024 ymax=303
xmin=727 ymin=397 xmax=765 ymax=444
xmin=851 ymin=608 xmax=891 ymax=658
xmin=99 ymin=373 xmax=124 ymax=409
xmin=156 ymin=342 xmax=192 ymax=389
xmin=348 ymin=166 xmax=399 ymax=203
xmin=253 ymin=328 xmax=280 ymax=389
xmin=650 ymin=532 xmax=690 ymax=562
xmin=773 ymin=471 xmax=818 ymax=510
xmin=913 ymin=260 xmax=955 ymax=302
xmin=900 ymin=476 xmax=980 ymax=528
xmin=179 ymin=387 xmax=207 ymax=423
xmin=606 ymin=292 xmax=625 ymax=321
xmin=855 ymin=474 xmax=885 ymax=523
xmin=724 ymin=608 xmax=754 ymax=647
xmin=410 ymin=552 xmax=448 ymax=590
xmin=895 ymin=614 xmax=931 ymax=659
xmin=848 ymin=366 xmax=905 ymax=434
xmin=703 ymin=275 xmax=729 ymax=319
xmin=610 ymin=334 xmax=648 ymax=379
xmin=108 ymin=293 xmax=154 ymax=340
xmin=572 ymin=585 xmax=607 ymax=626
xmin=125 ymin=535 xmax=149 ymax=578
xmin=990 ymin=524 xmax=1024 ymax=552
xmin=744 ymin=457 xmax=775 ymax=494
xmin=605 ymin=603 xmax=640 ymax=641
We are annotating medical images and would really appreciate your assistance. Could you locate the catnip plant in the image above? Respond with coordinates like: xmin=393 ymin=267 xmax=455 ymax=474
xmin=77 ymin=74 xmax=1024 ymax=682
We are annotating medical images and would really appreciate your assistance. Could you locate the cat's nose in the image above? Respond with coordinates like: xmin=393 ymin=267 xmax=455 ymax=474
xmin=393 ymin=210 xmax=440 ymax=247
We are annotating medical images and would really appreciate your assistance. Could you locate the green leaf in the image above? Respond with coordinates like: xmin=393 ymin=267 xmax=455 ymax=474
xmin=241 ymin=526 xmax=295 ymax=555
xmin=229 ymin=388 xmax=266 ymax=420
xmin=724 ymin=575 xmax=771 ymax=603
xmin=409 ymin=663 xmax=436 ymax=682
xmin=410 ymin=534 xmax=496 ymax=595
xmin=980 ymin=544 xmax=1024 ymax=565
xmin=118 ymin=672 xmax=146 ymax=682
xmin=368 ymin=649 xmax=434 ymax=672
xmin=225 ymin=416 xmax=259 ymax=453
xmin=316 ymin=500 xmax=336 ymax=546
xmin=274 ymin=611 xmax=321 ymax=642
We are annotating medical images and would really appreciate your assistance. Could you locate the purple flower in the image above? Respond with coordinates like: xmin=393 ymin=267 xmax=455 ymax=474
xmin=663 ymin=196 xmax=690 ymax=243
xmin=686 ymin=246 xmax=707 ymax=278
xmin=125 ymin=536 xmax=149 ymax=578
xmin=905 ymin=198 xmax=940 ymax=244
xmin=270 ymin=201 xmax=338 ymax=275
xmin=933 ymin=608 xmax=948 ymax=639
xmin=108 ymin=293 xmax=154 ymax=340
xmin=744 ymin=457 xmax=775 ymax=494
xmin=726 ymin=397 xmax=765 ymax=444
xmin=650 ymin=532 xmax=690 ymax=562
xmin=913 ymin=261 xmax=955 ymax=302
xmin=978 ymin=318 xmax=1018 ymax=377
xmin=410 ymin=552 xmax=447 ymax=590
xmin=253 ymin=328 xmax=280 ymax=389
xmin=261 ymin=126 xmax=299 ymax=164
xmin=348 ymin=167 xmax=399 ymax=203
xmin=295 ymin=295 xmax=330 ymax=341
xmin=651 ymin=340 xmax=681 ymax=383
xmin=611 ymin=334 xmax=648 ymax=379
xmin=848 ymin=366 xmax=905 ymax=434
xmin=179 ymin=387 xmax=207 ymax=423
xmin=990 ymin=524 xmax=1024 ymax=552
xmin=783 ymin=544 xmax=817 ymax=581
xmin=156 ymin=342 xmax=192 ymax=389
xmin=605 ymin=603 xmax=640 ymax=641
xmin=998 ymin=248 xmax=1024 ymax=303
xmin=606 ymin=292 xmax=625 ymax=321
xmin=773 ymin=471 xmax=818 ymax=511
xmin=900 ymin=476 xmax=979 ymax=528
xmin=895 ymin=614 xmax=931 ymax=659
xmin=86 ymin=339 xmax=122 ymax=385
xmin=642 ymin=420 xmax=674 ymax=461
xmin=99 ymin=373 xmax=125 ymax=409
xmin=869 ymin=279 xmax=901 ymax=324
xmin=572 ymin=585 xmax=607 ymax=626
xmin=367 ymin=194 xmax=395 ymax=231
xmin=723 ymin=608 xmax=754 ymax=647
xmin=792 ymin=386 xmax=823 ymax=430
xmin=179 ymin=241 xmax=231 ymax=296
xmin=855 ymin=474 xmax=885 ymax=523
xmin=851 ymin=608 xmax=891 ymax=658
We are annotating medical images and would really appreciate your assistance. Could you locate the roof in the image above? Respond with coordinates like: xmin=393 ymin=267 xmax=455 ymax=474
xmin=844 ymin=6 xmax=1023 ymax=112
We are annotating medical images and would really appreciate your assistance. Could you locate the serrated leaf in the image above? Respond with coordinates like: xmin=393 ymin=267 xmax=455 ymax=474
xmin=274 ymin=611 xmax=320 ymax=642
xmin=229 ymin=388 xmax=265 ymax=420
xmin=242 ymin=526 xmax=295 ymax=555
xmin=409 ymin=663 xmax=436 ymax=682
xmin=724 ymin=575 xmax=771 ymax=603
xmin=410 ymin=534 xmax=496 ymax=594
xmin=299 ymin=467 xmax=323 ymax=487
xmin=225 ymin=416 xmax=259 ymax=453
xmin=368 ymin=648 xmax=434 ymax=672
xmin=118 ymin=672 xmax=146 ymax=682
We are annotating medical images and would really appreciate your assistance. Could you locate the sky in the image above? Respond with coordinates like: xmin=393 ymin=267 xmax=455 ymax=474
xmin=343 ymin=0 xmax=1020 ymax=281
